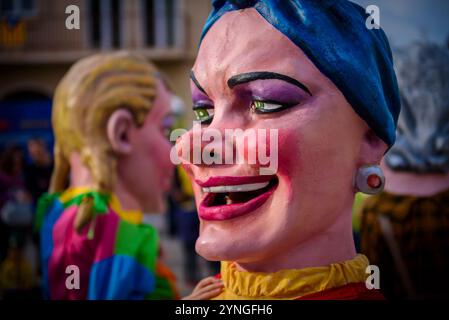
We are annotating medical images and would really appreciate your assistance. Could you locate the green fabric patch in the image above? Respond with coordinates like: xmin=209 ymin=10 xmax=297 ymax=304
xmin=114 ymin=220 xmax=158 ymax=272
xmin=63 ymin=192 xmax=110 ymax=213
xmin=34 ymin=192 xmax=61 ymax=231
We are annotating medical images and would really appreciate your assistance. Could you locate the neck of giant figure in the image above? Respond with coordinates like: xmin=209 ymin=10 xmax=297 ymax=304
xmin=234 ymin=204 xmax=357 ymax=273
xmin=69 ymin=152 xmax=94 ymax=188
xmin=68 ymin=152 xmax=142 ymax=212
xmin=113 ymin=179 xmax=142 ymax=212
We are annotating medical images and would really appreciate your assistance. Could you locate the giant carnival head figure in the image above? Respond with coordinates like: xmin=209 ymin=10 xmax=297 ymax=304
xmin=177 ymin=0 xmax=400 ymax=272
xmin=50 ymin=52 xmax=173 ymax=230
xmin=386 ymin=43 xmax=449 ymax=175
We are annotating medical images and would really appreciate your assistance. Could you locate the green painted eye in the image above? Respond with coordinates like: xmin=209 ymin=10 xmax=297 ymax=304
xmin=251 ymin=100 xmax=285 ymax=113
xmin=194 ymin=107 xmax=214 ymax=124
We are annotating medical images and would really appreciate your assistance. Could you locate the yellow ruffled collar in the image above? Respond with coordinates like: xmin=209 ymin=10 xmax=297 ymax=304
xmin=60 ymin=187 xmax=143 ymax=224
xmin=215 ymin=254 xmax=369 ymax=300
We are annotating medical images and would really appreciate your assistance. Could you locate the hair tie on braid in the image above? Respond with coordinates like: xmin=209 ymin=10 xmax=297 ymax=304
xmin=74 ymin=194 xmax=94 ymax=233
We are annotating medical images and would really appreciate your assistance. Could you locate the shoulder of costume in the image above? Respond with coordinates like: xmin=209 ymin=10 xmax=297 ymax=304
xmin=34 ymin=188 xmax=111 ymax=231
xmin=34 ymin=191 xmax=62 ymax=231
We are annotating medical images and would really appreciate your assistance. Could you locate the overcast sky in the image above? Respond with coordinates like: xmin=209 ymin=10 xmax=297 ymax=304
xmin=352 ymin=0 xmax=449 ymax=48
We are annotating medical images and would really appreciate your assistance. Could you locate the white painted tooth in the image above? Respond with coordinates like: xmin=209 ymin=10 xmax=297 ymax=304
xmin=208 ymin=185 xmax=228 ymax=193
xmin=227 ymin=182 xmax=269 ymax=192
xmin=204 ymin=182 xmax=269 ymax=193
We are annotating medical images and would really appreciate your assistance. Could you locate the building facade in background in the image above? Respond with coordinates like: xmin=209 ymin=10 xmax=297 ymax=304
xmin=0 ymin=0 xmax=210 ymax=149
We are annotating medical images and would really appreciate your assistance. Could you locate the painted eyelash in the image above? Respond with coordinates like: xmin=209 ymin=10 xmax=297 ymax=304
xmin=251 ymin=99 xmax=295 ymax=114
xmin=192 ymin=98 xmax=297 ymax=123
xmin=193 ymin=106 xmax=214 ymax=124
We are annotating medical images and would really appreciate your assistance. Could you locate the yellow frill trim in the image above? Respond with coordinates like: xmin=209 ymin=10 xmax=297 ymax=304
xmin=59 ymin=187 xmax=143 ymax=224
xmin=214 ymin=254 xmax=370 ymax=300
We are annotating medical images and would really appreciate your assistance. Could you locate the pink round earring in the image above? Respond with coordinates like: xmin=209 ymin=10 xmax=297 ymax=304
xmin=354 ymin=164 xmax=385 ymax=195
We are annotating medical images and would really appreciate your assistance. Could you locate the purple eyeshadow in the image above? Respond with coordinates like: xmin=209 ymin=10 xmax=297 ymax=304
xmin=246 ymin=79 xmax=309 ymax=104
xmin=191 ymin=82 xmax=213 ymax=106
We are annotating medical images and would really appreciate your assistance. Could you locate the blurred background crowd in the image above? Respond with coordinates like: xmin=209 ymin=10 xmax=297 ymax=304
xmin=0 ymin=0 xmax=448 ymax=300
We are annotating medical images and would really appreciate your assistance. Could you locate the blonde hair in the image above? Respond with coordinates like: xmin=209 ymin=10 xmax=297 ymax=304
xmin=49 ymin=51 xmax=158 ymax=231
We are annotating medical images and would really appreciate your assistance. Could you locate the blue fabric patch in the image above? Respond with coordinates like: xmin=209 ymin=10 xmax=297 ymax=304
xmin=200 ymin=0 xmax=400 ymax=147
xmin=39 ymin=199 xmax=64 ymax=299
xmin=87 ymin=255 xmax=156 ymax=300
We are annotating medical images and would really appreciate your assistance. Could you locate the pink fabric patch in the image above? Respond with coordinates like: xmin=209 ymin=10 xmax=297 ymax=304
xmin=92 ymin=211 xmax=119 ymax=263
xmin=48 ymin=206 xmax=119 ymax=300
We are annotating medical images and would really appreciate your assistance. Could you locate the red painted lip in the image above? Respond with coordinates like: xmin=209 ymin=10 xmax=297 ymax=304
xmin=196 ymin=175 xmax=273 ymax=188
xmin=198 ymin=176 xmax=278 ymax=221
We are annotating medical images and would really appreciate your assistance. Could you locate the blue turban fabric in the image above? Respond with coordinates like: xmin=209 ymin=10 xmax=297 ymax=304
xmin=200 ymin=0 xmax=400 ymax=147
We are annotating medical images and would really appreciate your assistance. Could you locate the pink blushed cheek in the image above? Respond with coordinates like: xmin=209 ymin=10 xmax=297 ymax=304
xmin=273 ymin=130 xmax=300 ymax=204
xmin=238 ymin=129 xmax=281 ymax=173
xmin=277 ymin=129 xmax=302 ymax=177
xmin=239 ymin=128 xmax=299 ymax=176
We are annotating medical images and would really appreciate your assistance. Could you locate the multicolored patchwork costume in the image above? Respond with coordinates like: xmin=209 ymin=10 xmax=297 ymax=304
xmin=36 ymin=188 xmax=179 ymax=300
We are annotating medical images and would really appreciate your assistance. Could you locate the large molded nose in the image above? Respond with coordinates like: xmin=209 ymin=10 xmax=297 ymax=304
xmin=175 ymin=124 xmax=232 ymax=166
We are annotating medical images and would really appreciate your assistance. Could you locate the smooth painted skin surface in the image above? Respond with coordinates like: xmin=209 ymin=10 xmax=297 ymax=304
xmin=177 ymin=9 xmax=387 ymax=273
xmin=113 ymin=80 xmax=174 ymax=213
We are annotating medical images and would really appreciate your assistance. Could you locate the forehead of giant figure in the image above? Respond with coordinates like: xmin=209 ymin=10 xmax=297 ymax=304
xmin=193 ymin=8 xmax=335 ymax=98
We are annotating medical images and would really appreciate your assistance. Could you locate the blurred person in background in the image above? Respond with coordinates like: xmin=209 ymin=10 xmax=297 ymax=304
xmin=25 ymin=138 xmax=53 ymax=205
xmin=1 ymin=188 xmax=34 ymax=246
xmin=0 ymin=145 xmax=26 ymax=204
xmin=0 ymin=145 xmax=37 ymax=299
xmin=361 ymin=43 xmax=449 ymax=299
xmin=0 ymin=145 xmax=27 ymax=262
xmin=0 ymin=236 xmax=36 ymax=299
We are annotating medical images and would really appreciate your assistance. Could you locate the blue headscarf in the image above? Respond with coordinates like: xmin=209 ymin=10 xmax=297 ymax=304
xmin=200 ymin=0 xmax=400 ymax=147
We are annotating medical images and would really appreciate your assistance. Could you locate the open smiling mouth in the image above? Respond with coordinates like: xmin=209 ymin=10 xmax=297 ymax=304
xmin=197 ymin=176 xmax=278 ymax=221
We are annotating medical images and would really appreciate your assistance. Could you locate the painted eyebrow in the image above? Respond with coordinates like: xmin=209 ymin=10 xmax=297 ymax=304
xmin=192 ymin=103 xmax=213 ymax=110
xmin=190 ymin=70 xmax=207 ymax=94
xmin=227 ymin=71 xmax=312 ymax=96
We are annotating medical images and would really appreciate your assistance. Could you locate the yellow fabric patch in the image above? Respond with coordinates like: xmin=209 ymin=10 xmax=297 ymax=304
xmin=59 ymin=186 xmax=92 ymax=203
xmin=109 ymin=194 xmax=143 ymax=224
xmin=60 ymin=187 xmax=143 ymax=224
xmin=214 ymin=254 xmax=370 ymax=300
